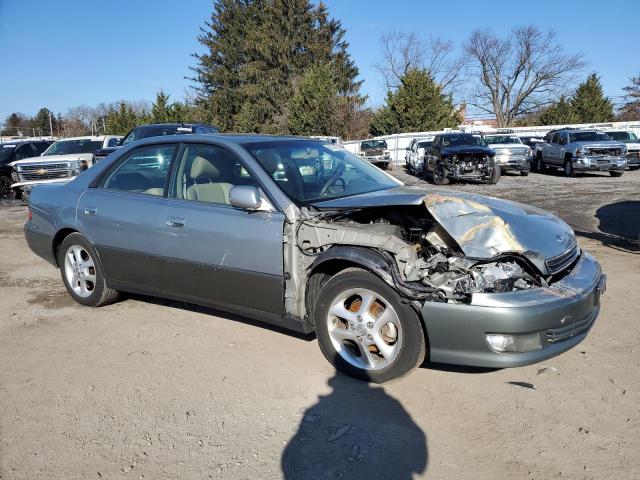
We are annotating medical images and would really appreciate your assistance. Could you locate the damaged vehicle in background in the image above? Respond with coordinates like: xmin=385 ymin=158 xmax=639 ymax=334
xmin=25 ymin=136 xmax=605 ymax=382
xmin=484 ymin=131 xmax=531 ymax=176
xmin=604 ymin=129 xmax=640 ymax=170
xmin=424 ymin=133 xmax=501 ymax=185
xmin=404 ymin=137 xmax=433 ymax=175
xmin=358 ymin=139 xmax=391 ymax=170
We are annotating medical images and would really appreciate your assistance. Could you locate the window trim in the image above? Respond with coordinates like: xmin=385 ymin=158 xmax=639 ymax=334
xmin=95 ymin=143 xmax=179 ymax=198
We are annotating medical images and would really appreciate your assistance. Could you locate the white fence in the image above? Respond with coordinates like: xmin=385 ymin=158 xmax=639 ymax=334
xmin=343 ymin=121 xmax=640 ymax=167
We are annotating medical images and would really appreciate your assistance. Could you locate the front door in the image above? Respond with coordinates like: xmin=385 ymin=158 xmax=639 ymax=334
xmin=158 ymin=142 xmax=285 ymax=316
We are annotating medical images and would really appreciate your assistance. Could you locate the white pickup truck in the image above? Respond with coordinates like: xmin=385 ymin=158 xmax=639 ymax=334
xmin=10 ymin=135 xmax=121 ymax=197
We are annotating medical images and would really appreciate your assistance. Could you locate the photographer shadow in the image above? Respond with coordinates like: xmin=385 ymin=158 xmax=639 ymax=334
xmin=281 ymin=372 xmax=427 ymax=480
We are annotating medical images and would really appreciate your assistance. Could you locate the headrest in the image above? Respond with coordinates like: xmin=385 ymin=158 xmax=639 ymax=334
xmin=255 ymin=150 xmax=281 ymax=174
xmin=109 ymin=172 xmax=148 ymax=191
xmin=190 ymin=155 xmax=220 ymax=179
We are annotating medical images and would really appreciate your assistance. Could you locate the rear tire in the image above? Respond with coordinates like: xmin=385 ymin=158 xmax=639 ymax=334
xmin=610 ymin=170 xmax=624 ymax=177
xmin=534 ymin=155 xmax=545 ymax=173
xmin=58 ymin=232 xmax=119 ymax=307
xmin=314 ymin=268 xmax=426 ymax=383
xmin=0 ymin=176 xmax=13 ymax=200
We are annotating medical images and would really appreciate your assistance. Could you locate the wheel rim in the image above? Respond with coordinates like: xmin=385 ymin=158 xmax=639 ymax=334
xmin=64 ymin=245 xmax=97 ymax=298
xmin=327 ymin=288 xmax=402 ymax=371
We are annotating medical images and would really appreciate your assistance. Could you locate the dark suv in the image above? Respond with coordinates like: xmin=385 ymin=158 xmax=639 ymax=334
xmin=93 ymin=122 xmax=219 ymax=162
xmin=0 ymin=139 xmax=53 ymax=198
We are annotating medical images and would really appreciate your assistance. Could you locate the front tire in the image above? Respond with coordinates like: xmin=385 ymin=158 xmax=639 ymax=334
xmin=58 ymin=232 xmax=119 ymax=307
xmin=431 ymin=162 xmax=450 ymax=185
xmin=314 ymin=268 xmax=426 ymax=383
xmin=0 ymin=176 xmax=13 ymax=200
xmin=610 ymin=170 xmax=624 ymax=177
xmin=564 ymin=159 xmax=575 ymax=177
xmin=488 ymin=164 xmax=501 ymax=184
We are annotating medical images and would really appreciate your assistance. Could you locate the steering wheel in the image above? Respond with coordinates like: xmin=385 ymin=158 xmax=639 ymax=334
xmin=319 ymin=176 xmax=346 ymax=197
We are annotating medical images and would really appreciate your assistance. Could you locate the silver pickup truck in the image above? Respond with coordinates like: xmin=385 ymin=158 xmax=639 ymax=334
xmin=535 ymin=128 xmax=626 ymax=177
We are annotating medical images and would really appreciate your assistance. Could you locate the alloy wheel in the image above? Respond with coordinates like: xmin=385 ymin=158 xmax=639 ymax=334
xmin=63 ymin=245 xmax=97 ymax=298
xmin=326 ymin=288 xmax=402 ymax=371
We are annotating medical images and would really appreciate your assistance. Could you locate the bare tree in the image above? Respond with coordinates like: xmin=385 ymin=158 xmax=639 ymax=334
xmin=464 ymin=26 xmax=585 ymax=127
xmin=376 ymin=31 xmax=465 ymax=93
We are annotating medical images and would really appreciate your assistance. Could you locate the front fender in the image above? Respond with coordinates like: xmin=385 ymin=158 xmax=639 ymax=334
xmin=308 ymin=246 xmax=395 ymax=288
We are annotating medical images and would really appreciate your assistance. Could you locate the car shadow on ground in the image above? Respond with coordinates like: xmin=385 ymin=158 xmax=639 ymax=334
xmin=123 ymin=293 xmax=317 ymax=341
xmin=574 ymin=200 xmax=640 ymax=253
xmin=281 ymin=371 xmax=428 ymax=480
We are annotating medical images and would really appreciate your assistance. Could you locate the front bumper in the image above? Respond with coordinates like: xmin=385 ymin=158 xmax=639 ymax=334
xmin=422 ymin=251 xmax=604 ymax=368
xmin=363 ymin=156 xmax=390 ymax=166
xmin=572 ymin=156 xmax=626 ymax=172
xmin=495 ymin=155 xmax=530 ymax=172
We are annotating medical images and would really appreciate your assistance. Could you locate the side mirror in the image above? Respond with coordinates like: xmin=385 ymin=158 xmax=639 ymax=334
xmin=229 ymin=185 xmax=262 ymax=210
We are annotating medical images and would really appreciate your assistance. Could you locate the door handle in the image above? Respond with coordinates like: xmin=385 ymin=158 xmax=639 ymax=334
xmin=166 ymin=217 xmax=185 ymax=228
xmin=83 ymin=207 xmax=97 ymax=216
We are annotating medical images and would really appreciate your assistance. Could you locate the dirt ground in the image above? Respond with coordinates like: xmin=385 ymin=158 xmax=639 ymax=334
xmin=1 ymin=169 xmax=639 ymax=480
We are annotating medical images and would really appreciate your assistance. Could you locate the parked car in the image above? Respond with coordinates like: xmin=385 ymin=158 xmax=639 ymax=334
xmin=484 ymin=132 xmax=531 ymax=176
xmin=604 ymin=129 xmax=640 ymax=170
xmin=536 ymin=128 xmax=626 ymax=177
xmin=309 ymin=135 xmax=343 ymax=145
xmin=0 ymin=139 xmax=53 ymax=199
xmin=10 ymin=136 xmax=122 ymax=198
xmin=92 ymin=122 xmax=219 ymax=163
xmin=518 ymin=135 xmax=545 ymax=150
xmin=404 ymin=137 xmax=433 ymax=175
xmin=24 ymin=135 xmax=605 ymax=382
xmin=424 ymin=133 xmax=500 ymax=185
xmin=359 ymin=139 xmax=391 ymax=170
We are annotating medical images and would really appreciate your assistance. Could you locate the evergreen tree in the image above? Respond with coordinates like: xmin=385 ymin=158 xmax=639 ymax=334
xmin=105 ymin=102 xmax=139 ymax=135
xmin=369 ymin=69 xmax=461 ymax=136
xmin=539 ymin=95 xmax=578 ymax=125
xmin=150 ymin=91 xmax=173 ymax=123
xmin=571 ymin=73 xmax=613 ymax=123
xmin=619 ymin=74 xmax=640 ymax=121
xmin=192 ymin=0 xmax=364 ymax=134
xmin=288 ymin=64 xmax=338 ymax=135
xmin=32 ymin=108 xmax=56 ymax=136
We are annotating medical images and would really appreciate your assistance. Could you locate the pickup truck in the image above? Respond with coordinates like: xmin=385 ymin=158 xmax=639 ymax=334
xmin=535 ymin=128 xmax=626 ymax=177
xmin=10 ymin=135 xmax=121 ymax=198
xmin=483 ymin=132 xmax=531 ymax=176
xmin=604 ymin=129 xmax=640 ymax=170
xmin=359 ymin=139 xmax=391 ymax=170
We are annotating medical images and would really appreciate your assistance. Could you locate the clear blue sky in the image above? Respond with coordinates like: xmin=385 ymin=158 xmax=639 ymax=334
xmin=1 ymin=0 xmax=637 ymax=122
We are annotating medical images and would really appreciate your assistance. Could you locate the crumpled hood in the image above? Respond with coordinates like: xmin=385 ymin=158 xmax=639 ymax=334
xmin=312 ymin=187 xmax=576 ymax=268
xmin=10 ymin=153 xmax=93 ymax=167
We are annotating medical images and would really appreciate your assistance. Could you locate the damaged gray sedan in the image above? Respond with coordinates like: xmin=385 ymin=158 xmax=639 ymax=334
xmin=25 ymin=135 xmax=606 ymax=382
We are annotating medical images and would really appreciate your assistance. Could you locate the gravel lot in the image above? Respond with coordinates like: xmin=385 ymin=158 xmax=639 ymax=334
xmin=1 ymin=169 xmax=639 ymax=479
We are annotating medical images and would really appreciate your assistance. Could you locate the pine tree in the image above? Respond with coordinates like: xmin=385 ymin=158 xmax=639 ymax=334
xmin=571 ymin=73 xmax=614 ymax=123
xmin=369 ymin=69 xmax=461 ymax=136
xmin=151 ymin=91 xmax=173 ymax=123
xmin=192 ymin=0 xmax=364 ymax=134
xmin=288 ymin=64 xmax=338 ymax=135
xmin=619 ymin=74 xmax=640 ymax=121
xmin=32 ymin=108 xmax=55 ymax=136
xmin=539 ymin=95 xmax=578 ymax=125
xmin=105 ymin=102 xmax=139 ymax=135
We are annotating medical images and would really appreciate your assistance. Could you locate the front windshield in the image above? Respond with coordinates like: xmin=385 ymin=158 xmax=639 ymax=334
xmin=485 ymin=135 xmax=521 ymax=144
xmin=244 ymin=140 xmax=400 ymax=205
xmin=0 ymin=145 xmax=16 ymax=163
xmin=43 ymin=139 xmax=103 ymax=156
xmin=606 ymin=131 xmax=638 ymax=143
xmin=441 ymin=135 xmax=487 ymax=147
xmin=361 ymin=140 xmax=387 ymax=150
xmin=568 ymin=131 xmax=612 ymax=143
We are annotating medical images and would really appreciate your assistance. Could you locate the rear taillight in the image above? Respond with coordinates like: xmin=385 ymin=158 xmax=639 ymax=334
xmin=27 ymin=208 xmax=32 ymax=221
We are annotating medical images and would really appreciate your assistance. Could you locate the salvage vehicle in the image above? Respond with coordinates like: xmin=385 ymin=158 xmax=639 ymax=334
xmin=1 ymin=139 xmax=53 ymax=199
xmin=424 ymin=133 xmax=500 ymax=185
xmin=536 ymin=128 xmax=626 ymax=177
xmin=10 ymin=135 xmax=122 ymax=198
xmin=484 ymin=132 xmax=531 ymax=176
xmin=359 ymin=139 xmax=391 ymax=170
xmin=24 ymin=135 xmax=605 ymax=382
xmin=404 ymin=137 xmax=433 ymax=175
xmin=604 ymin=129 xmax=640 ymax=170
xmin=92 ymin=122 xmax=219 ymax=163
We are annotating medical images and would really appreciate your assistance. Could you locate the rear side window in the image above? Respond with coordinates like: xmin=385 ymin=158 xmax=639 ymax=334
xmin=101 ymin=144 xmax=176 ymax=196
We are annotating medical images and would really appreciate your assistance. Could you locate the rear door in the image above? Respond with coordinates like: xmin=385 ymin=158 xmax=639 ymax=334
xmin=77 ymin=143 xmax=177 ymax=292
xmin=157 ymin=141 xmax=285 ymax=316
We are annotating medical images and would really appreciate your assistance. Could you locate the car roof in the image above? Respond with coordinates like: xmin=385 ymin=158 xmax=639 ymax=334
xmin=127 ymin=133 xmax=324 ymax=147
xmin=0 ymin=139 xmax=51 ymax=146
xmin=54 ymin=136 xmax=109 ymax=141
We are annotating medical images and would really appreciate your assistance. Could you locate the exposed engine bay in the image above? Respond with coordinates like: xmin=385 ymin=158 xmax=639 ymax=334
xmin=296 ymin=205 xmax=544 ymax=304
